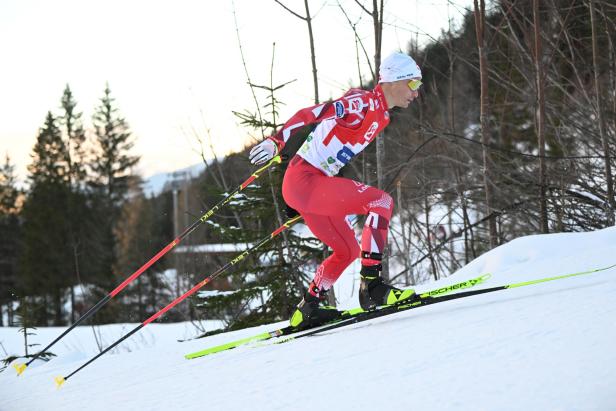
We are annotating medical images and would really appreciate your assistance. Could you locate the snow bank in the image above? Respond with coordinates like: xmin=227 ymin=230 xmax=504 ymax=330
xmin=1 ymin=227 xmax=615 ymax=411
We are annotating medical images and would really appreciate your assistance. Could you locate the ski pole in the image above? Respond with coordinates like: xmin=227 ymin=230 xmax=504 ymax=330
xmin=54 ymin=215 xmax=303 ymax=387
xmin=14 ymin=155 xmax=283 ymax=376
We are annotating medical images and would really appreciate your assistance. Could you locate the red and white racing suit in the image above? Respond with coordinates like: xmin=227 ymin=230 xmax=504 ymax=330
xmin=270 ymin=85 xmax=393 ymax=291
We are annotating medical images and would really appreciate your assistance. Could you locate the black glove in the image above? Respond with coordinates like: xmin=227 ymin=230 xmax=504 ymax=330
xmin=285 ymin=203 xmax=300 ymax=219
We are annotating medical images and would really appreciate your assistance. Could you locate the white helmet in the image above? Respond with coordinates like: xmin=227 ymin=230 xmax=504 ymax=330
xmin=379 ymin=52 xmax=422 ymax=83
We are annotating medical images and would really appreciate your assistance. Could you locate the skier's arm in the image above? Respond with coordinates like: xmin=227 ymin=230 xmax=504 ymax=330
xmin=249 ymin=101 xmax=336 ymax=165
xmin=249 ymin=87 xmax=376 ymax=165
xmin=269 ymin=101 xmax=336 ymax=150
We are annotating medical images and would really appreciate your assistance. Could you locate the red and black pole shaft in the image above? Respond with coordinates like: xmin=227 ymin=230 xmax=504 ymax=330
xmin=21 ymin=156 xmax=283 ymax=372
xmin=56 ymin=215 xmax=303 ymax=386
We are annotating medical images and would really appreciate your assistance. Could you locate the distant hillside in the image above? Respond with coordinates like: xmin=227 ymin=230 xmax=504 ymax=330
xmin=141 ymin=162 xmax=208 ymax=197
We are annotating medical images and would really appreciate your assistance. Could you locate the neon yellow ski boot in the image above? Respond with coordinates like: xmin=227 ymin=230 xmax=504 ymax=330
xmin=290 ymin=283 xmax=342 ymax=329
xmin=359 ymin=267 xmax=416 ymax=310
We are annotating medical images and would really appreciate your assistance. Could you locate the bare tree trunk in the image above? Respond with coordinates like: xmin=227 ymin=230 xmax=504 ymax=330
xmin=424 ymin=196 xmax=438 ymax=281
xmin=608 ymin=7 xmax=616 ymax=153
xmin=445 ymin=16 xmax=476 ymax=264
xmin=373 ymin=0 xmax=383 ymax=77
xmin=366 ymin=0 xmax=387 ymax=278
xmin=534 ymin=0 xmax=549 ymax=233
xmin=23 ymin=301 xmax=29 ymax=355
xmin=372 ymin=0 xmax=384 ymax=192
xmin=397 ymin=182 xmax=413 ymax=285
xmin=304 ymin=0 xmax=319 ymax=104
xmin=275 ymin=0 xmax=320 ymax=103
xmin=610 ymin=15 xmax=616 ymax=205
xmin=474 ymin=0 xmax=498 ymax=248
xmin=377 ymin=129 xmax=389 ymax=280
xmin=7 ymin=302 xmax=14 ymax=326
xmin=71 ymin=243 xmax=82 ymax=324
xmin=459 ymin=179 xmax=473 ymax=263
xmin=590 ymin=0 xmax=615 ymax=225
xmin=447 ymin=206 xmax=456 ymax=273
xmin=445 ymin=19 xmax=473 ymax=266
xmin=446 ymin=1 xmax=457 ymax=135
xmin=70 ymin=285 xmax=75 ymax=324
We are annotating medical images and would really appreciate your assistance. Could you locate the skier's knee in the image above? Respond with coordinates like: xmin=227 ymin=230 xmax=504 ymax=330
xmin=332 ymin=242 xmax=359 ymax=267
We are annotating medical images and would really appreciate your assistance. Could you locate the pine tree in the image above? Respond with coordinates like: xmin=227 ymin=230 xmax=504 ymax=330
xmin=29 ymin=112 xmax=68 ymax=186
xmin=0 ymin=154 xmax=20 ymax=326
xmin=58 ymin=85 xmax=99 ymax=323
xmin=89 ymin=84 xmax=140 ymax=322
xmin=20 ymin=112 xmax=73 ymax=325
xmin=0 ymin=154 xmax=19 ymax=215
xmin=91 ymin=83 xmax=139 ymax=208
xmin=60 ymin=84 xmax=87 ymax=185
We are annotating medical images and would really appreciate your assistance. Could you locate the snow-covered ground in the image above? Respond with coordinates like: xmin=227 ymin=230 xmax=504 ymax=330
xmin=1 ymin=227 xmax=616 ymax=411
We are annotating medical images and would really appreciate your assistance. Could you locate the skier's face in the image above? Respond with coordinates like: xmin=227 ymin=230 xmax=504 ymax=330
xmin=384 ymin=78 xmax=421 ymax=109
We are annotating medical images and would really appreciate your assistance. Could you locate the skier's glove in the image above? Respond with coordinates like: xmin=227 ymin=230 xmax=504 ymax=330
xmin=249 ymin=138 xmax=278 ymax=165
xmin=285 ymin=203 xmax=300 ymax=219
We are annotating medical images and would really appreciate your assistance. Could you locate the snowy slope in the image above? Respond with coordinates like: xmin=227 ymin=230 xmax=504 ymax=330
xmin=1 ymin=227 xmax=616 ymax=411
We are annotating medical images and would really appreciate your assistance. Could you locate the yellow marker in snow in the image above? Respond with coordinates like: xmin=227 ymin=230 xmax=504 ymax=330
xmin=13 ymin=363 xmax=26 ymax=376
xmin=54 ymin=376 xmax=66 ymax=389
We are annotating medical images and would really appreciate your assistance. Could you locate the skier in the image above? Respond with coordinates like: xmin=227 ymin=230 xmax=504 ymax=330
xmin=249 ymin=51 xmax=423 ymax=328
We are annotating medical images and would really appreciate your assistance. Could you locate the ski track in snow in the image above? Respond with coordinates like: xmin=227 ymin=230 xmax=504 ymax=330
xmin=1 ymin=227 xmax=616 ymax=411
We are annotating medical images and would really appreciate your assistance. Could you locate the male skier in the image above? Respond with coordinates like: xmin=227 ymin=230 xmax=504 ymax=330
xmin=249 ymin=52 xmax=423 ymax=328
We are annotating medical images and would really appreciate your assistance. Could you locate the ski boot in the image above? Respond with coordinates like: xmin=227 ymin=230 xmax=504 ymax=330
xmin=290 ymin=282 xmax=342 ymax=329
xmin=359 ymin=264 xmax=416 ymax=310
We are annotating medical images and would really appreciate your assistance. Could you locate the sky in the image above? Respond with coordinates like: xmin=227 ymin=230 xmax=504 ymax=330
xmin=0 ymin=0 xmax=474 ymax=183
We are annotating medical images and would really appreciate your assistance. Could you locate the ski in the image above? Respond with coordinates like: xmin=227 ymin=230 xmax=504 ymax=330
xmin=186 ymin=263 xmax=615 ymax=359
xmin=274 ymin=262 xmax=616 ymax=344
xmin=184 ymin=273 xmax=492 ymax=359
